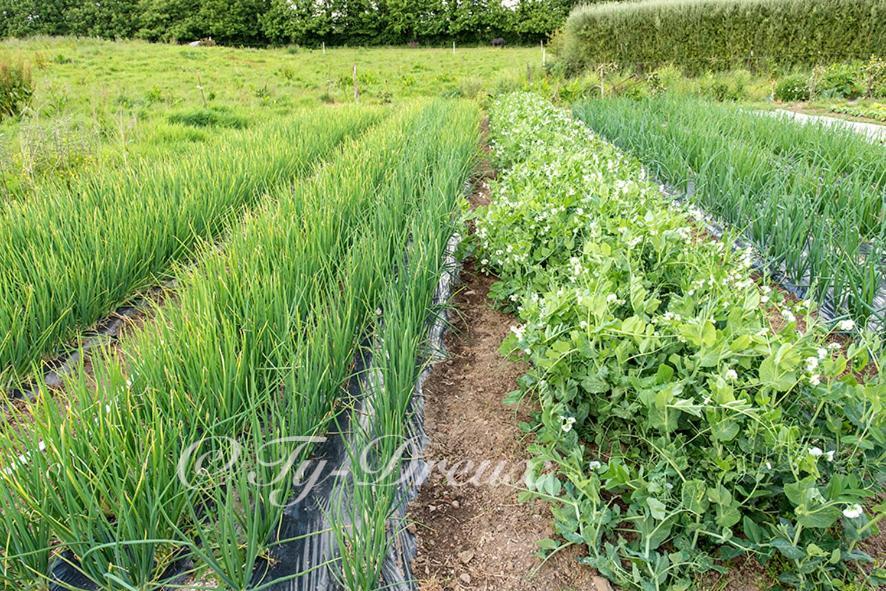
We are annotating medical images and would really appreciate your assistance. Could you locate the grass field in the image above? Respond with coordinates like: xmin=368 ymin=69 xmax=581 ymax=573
xmin=0 ymin=38 xmax=536 ymax=195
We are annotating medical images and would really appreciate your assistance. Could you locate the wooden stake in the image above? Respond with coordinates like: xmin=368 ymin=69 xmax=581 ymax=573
xmin=322 ymin=42 xmax=326 ymax=54
xmin=452 ymin=40 xmax=456 ymax=55
xmin=353 ymin=64 xmax=359 ymax=103
xmin=541 ymin=40 xmax=546 ymax=67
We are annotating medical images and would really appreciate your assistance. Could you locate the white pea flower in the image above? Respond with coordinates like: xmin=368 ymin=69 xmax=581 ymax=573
xmin=809 ymin=374 xmax=821 ymax=386
xmin=837 ymin=319 xmax=855 ymax=331
xmin=817 ymin=348 xmax=827 ymax=360
xmin=824 ymin=450 xmax=835 ymax=462
xmin=842 ymin=504 xmax=863 ymax=519
xmin=782 ymin=310 xmax=796 ymax=323
xmin=725 ymin=369 xmax=738 ymax=381
xmin=579 ymin=320 xmax=588 ymax=329
xmin=510 ymin=325 xmax=525 ymax=340
xmin=588 ymin=460 xmax=602 ymax=470
xmin=828 ymin=342 xmax=842 ymax=351
xmin=765 ymin=461 xmax=772 ymax=470
xmin=561 ymin=416 xmax=576 ymax=433
xmin=805 ymin=357 xmax=819 ymax=372
xmin=606 ymin=293 xmax=618 ymax=304
xmin=808 ymin=446 xmax=823 ymax=457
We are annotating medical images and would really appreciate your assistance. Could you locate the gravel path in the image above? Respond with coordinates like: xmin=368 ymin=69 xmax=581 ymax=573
xmin=768 ymin=109 xmax=886 ymax=142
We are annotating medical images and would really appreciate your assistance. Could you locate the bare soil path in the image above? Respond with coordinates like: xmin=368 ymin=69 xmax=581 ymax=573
xmin=407 ymin=261 xmax=607 ymax=591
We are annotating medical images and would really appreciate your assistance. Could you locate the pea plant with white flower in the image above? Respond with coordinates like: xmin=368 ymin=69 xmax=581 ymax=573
xmin=477 ymin=93 xmax=885 ymax=590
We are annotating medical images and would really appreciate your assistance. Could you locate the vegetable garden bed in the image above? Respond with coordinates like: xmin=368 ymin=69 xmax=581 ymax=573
xmin=474 ymin=92 xmax=884 ymax=590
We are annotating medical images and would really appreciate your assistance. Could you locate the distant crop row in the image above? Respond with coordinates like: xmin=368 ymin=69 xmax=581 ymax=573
xmin=0 ymin=108 xmax=382 ymax=390
xmin=558 ymin=0 xmax=886 ymax=73
xmin=0 ymin=100 xmax=478 ymax=588
xmin=575 ymin=95 xmax=885 ymax=327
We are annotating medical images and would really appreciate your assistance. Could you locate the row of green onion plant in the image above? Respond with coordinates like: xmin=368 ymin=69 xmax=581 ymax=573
xmin=573 ymin=95 xmax=885 ymax=329
xmin=332 ymin=102 xmax=478 ymax=590
xmin=476 ymin=92 xmax=883 ymax=590
xmin=0 ymin=106 xmax=382 ymax=389
xmin=0 ymin=99 xmax=478 ymax=590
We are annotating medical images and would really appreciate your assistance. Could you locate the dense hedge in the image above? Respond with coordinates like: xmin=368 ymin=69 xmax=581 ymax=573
xmin=559 ymin=0 xmax=886 ymax=73
xmin=0 ymin=0 xmax=582 ymax=46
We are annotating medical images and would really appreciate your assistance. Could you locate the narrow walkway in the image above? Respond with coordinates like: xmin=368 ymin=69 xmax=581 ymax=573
xmin=407 ymin=263 xmax=605 ymax=591
xmin=766 ymin=109 xmax=886 ymax=142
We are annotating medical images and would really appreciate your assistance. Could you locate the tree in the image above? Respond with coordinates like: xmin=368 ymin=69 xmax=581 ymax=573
xmin=136 ymin=0 xmax=204 ymax=42
xmin=0 ymin=0 xmax=75 ymax=37
xmin=65 ymin=0 xmax=142 ymax=38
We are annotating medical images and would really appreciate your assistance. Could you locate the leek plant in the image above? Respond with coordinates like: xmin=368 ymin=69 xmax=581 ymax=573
xmin=332 ymin=101 xmax=478 ymax=590
xmin=575 ymin=95 xmax=885 ymax=328
xmin=0 ymin=107 xmax=382 ymax=389
xmin=0 ymin=100 xmax=479 ymax=590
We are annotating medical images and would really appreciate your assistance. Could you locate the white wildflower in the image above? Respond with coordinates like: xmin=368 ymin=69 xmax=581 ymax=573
xmin=782 ymin=309 xmax=796 ymax=323
xmin=837 ymin=319 xmax=855 ymax=331
xmin=588 ymin=460 xmax=602 ymax=470
xmin=805 ymin=357 xmax=819 ymax=372
xmin=725 ymin=369 xmax=738 ymax=381
xmin=606 ymin=293 xmax=618 ymax=304
xmin=809 ymin=374 xmax=821 ymax=386
xmin=808 ymin=446 xmax=823 ymax=457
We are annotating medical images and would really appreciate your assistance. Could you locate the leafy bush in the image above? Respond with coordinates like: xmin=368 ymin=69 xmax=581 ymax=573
xmin=0 ymin=62 xmax=34 ymax=120
xmin=774 ymin=74 xmax=811 ymax=101
xmin=559 ymin=0 xmax=886 ymax=73
xmin=477 ymin=92 xmax=885 ymax=590
xmin=816 ymin=63 xmax=866 ymax=99
xmin=698 ymin=70 xmax=751 ymax=101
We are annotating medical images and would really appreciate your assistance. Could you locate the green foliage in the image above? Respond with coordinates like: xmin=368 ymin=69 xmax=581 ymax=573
xmin=559 ymin=0 xmax=886 ymax=74
xmin=1 ymin=0 xmax=577 ymax=45
xmin=167 ymin=106 xmax=249 ymax=128
xmin=478 ymin=92 xmax=885 ymax=590
xmin=815 ymin=63 xmax=866 ymax=99
xmin=575 ymin=95 xmax=886 ymax=327
xmin=774 ymin=74 xmax=811 ymax=101
xmin=830 ymin=102 xmax=886 ymax=123
xmin=0 ymin=61 xmax=32 ymax=119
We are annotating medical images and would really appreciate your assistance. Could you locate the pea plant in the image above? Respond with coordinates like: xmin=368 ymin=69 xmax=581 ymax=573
xmin=475 ymin=93 xmax=885 ymax=590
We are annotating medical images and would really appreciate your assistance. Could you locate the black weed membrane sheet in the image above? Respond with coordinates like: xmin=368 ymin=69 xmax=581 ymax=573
xmin=666 ymin=181 xmax=885 ymax=332
xmin=47 ymin=236 xmax=460 ymax=591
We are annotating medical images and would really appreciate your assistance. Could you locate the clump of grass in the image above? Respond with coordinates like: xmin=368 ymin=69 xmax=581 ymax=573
xmin=167 ymin=106 xmax=248 ymax=129
xmin=0 ymin=62 xmax=33 ymax=120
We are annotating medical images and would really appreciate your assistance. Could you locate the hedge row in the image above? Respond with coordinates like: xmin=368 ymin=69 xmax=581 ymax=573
xmin=559 ymin=0 xmax=886 ymax=73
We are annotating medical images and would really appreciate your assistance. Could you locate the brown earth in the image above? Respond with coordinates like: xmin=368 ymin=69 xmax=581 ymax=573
xmin=407 ymin=147 xmax=610 ymax=591
xmin=407 ymin=262 xmax=608 ymax=591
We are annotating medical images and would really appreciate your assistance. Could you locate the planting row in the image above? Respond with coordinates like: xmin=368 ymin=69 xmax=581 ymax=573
xmin=574 ymin=95 xmax=885 ymax=328
xmin=477 ymin=93 xmax=884 ymax=590
xmin=0 ymin=100 xmax=479 ymax=589
xmin=0 ymin=106 xmax=382 ymax=390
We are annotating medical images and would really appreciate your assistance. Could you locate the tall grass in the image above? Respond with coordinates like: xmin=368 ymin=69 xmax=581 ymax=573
xmin=574 ymin=95 xmax=886 ymax=327
xmin=0 ymin=99 xmax=479 ymax=590
xmin=0 ymin=107 xmax=381 ymax=389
